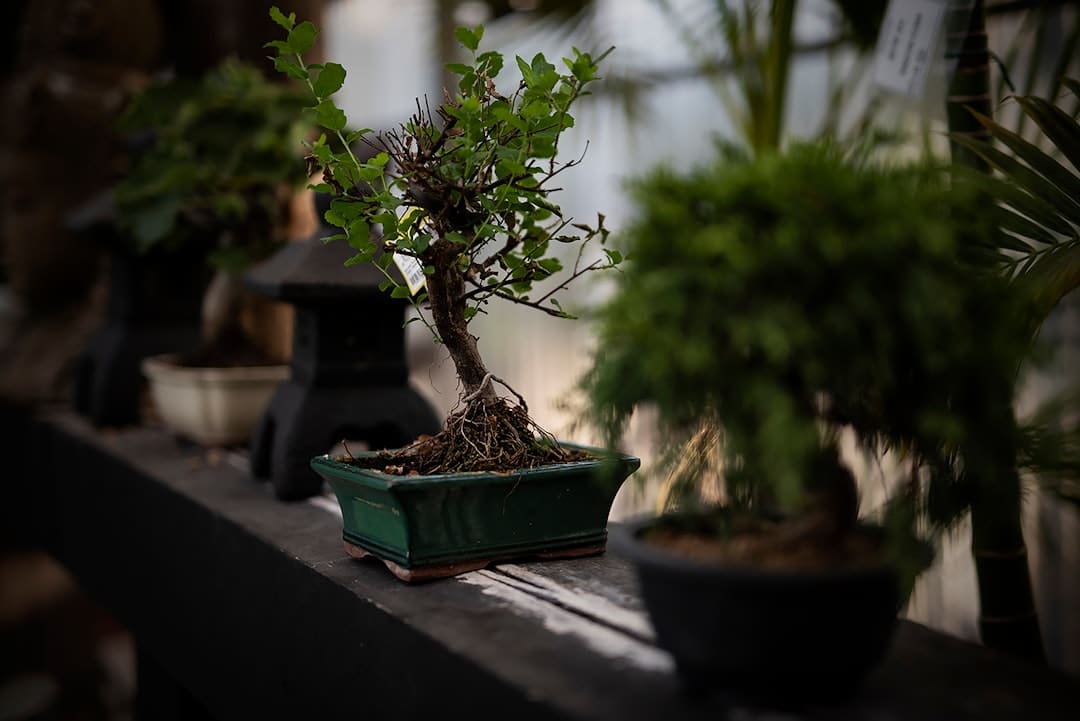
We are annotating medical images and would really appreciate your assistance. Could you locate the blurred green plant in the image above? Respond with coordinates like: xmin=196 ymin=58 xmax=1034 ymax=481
xmin=114 ymin=58 xmax=313 ymax=272
xmin=113 ymin=58 xmax=315 ymax=361
xmin=585 ymin=143 xmax=1031 ymax=549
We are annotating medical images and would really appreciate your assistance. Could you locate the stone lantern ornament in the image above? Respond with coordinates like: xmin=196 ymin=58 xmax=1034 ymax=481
xmin=246 ymin=229 xmax=441 ymax=501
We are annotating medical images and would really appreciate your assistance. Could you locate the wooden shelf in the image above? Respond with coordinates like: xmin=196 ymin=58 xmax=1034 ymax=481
xmin=3 ymin=406 xmax=1078 ymax=720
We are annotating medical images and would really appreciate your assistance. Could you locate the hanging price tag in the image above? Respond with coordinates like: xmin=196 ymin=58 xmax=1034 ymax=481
xmin=872 ymin=0 xmax=947 ymax=98
xmin=392 ymin=206 xmax=428 ymax=295
xmin=393 ymin=251 xmax=427 ymax=295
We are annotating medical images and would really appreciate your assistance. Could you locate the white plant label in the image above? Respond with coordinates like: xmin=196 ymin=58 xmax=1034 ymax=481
xmin=393 ymin=206 xmax=428 ymax=295
xmin=393 ymin=251 xmax=427 ymax=295
xmin=873 ymin=0 xmax=947 ymax=98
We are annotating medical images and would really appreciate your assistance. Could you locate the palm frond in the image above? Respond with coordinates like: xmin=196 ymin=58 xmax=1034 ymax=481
xmin=953 ymin=81 xmax=1080 ymax=329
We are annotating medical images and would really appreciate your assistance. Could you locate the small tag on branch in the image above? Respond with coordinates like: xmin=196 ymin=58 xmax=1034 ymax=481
xmin=393 ymin=252 xmax=427 ymax=295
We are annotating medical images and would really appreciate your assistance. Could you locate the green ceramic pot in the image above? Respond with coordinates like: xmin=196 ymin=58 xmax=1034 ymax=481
xmin=311 ymin=444 xmax=639 ymax=581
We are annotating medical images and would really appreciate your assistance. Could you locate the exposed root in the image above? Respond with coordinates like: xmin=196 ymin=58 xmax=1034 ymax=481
xmin=353 ymin=383 xmax=586 ymax=475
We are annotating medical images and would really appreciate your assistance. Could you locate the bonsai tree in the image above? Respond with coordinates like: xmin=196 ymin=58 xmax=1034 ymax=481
xmin=585 ymin=142 xmax=1033 ymax=562
xmin=267 ymin=8 xmax=620 ymax=473
xmin=114 ymin=58 xmax=314 ymax=364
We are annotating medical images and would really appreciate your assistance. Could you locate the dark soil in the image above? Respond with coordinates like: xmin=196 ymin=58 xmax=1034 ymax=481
xmin=342 ymin=396 xmax=591 ymax=476
xmin=646 ymin=513 xmax=884 ymax=572
xmin=176 ymin=327 xmax=280 ymax=368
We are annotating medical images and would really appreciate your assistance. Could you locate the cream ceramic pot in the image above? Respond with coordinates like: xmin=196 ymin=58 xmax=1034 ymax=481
xmin=142 ymin=354 xmax=288 ymax=446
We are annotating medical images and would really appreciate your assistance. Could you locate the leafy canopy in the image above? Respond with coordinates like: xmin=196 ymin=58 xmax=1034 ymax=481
xmin=266 ymin=7 xmax=619 ymax=331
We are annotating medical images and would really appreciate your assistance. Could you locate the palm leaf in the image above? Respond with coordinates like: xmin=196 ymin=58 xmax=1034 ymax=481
xmin=953 ymin=78 xmax=1080 ymax=334
xmin=972 ymin=110 xmax=1080 ymax=219
xmin=1013 ymin=96 xmax=1080 ymax=173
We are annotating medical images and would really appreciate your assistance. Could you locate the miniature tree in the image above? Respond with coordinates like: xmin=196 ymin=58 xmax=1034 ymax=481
xmin=268 ymin=8 xmax=620 ymax=473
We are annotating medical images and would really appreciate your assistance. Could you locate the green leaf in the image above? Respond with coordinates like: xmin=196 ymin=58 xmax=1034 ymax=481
xmin=454 ymin=25 xmax=483 ymax=52
xmin=957 ymin=123 xmax=1080 ymax=226
xmin=1014 ymin=96 xmax=1080 ymax=175
xmin=991 ymin=206 xmax=1061 ymax=247
xmin=955 ymin=159 xmax=1076 ymax=236
xmin=269 ymin=6 xmax=295 ymax=31
xmin=263 ymin=39 xmax=291 ymax=53
xmin=315 ymin=99 xmax=347 ymax=131
xmin=272 ymin=55 xmax=308 ymax=81
xmin=974 ymin=110 xmax=1080 ymax=220
xmin=324 ymin=207 xmax=345 ymax=227
xmin=445 ymin=62 xmax=472 ymax=76
xmin=537 ymin=257 xmax=562 ymax=275
xmin=347 ymin=221 xmax=371 ymax=250
xmin=477 ymin=51 xmax=504 ymax=78
xmin=287 ymin=21 xmax=318 ymax=55
xmin=495 ymin=158 xmax=528 ymax=178
xmin=391 ymin=285 xmax=412 ymax=299
xmin=313 ymin=62 xmax=346 ymax=98
xmin=346 ymin=128 xmax=373 ymax=144
xmin=357 ymin=165 xmax=383 ymax=182
xmin=516 ymin=56 xmax=534 ymax=85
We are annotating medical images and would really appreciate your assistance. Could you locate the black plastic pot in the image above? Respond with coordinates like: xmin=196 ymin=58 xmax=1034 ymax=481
xmin=613 ymin=512 xmax=930 ymax=701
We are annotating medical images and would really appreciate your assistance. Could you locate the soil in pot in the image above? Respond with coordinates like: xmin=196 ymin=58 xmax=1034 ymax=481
xmin=174 ymin=324 xmax=281 ymax=369
xmin=644 ymin=511 xmax=884 ymax=573
xmin=338 ymin=396 xmax=592 ymax=476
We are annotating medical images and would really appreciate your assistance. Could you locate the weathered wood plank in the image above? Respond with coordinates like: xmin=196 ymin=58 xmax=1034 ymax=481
xmin=6 ymin=407 xmax=1077 ymax=721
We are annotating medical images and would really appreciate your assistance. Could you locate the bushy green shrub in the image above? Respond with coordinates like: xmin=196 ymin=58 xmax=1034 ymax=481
xmin=586 ymin=143 xmax=1031 ymax=520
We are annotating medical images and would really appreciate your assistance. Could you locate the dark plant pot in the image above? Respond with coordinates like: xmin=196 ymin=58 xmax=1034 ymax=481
xmin=74 ymin=247 xmax=208 ymax=427
xmin=613 ymin=512 xmax=931 ymax=701
xmin=311 ymin=445 xmax=639 ymax=582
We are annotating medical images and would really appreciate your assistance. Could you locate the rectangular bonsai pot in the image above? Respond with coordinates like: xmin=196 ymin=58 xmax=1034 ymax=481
xmin=310 ymin=445 xmax=639 ymax=581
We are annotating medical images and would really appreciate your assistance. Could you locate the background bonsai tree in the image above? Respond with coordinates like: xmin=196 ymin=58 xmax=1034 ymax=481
xmin=114 ymin=58 xmax=314 ymax=364
xmin=268 ymin=8 xmax=620 ymax=473
xmin=585 ymin=143 xmax=1033 ymax=563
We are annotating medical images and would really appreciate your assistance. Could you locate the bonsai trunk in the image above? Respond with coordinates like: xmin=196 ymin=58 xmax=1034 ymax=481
xmin=425 ymin=245 xmax=496 ymax=401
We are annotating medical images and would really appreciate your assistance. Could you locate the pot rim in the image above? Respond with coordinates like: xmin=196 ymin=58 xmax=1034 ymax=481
xmin=611 ymin=511 xmax=934 ymax=583
xmin=311 ymin=442 xmax=640 ymax=490
xmin=142 ymin=353 xmax=289 ymax=384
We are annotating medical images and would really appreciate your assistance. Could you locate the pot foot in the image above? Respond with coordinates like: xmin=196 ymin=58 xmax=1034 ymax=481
xmin=343 ymin=540 xmax=607 ymax=582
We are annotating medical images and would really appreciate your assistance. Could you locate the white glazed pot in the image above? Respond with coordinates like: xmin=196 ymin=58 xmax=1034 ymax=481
xmin=142 ymin=354 xmax=288 ymax=446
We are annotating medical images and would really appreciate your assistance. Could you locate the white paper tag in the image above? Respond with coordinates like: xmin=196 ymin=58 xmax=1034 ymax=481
xmin=392 ymin=206 xmax=428 ymax=295
xmin=392 ymin=252 xmax=427 ymax=295
xmin=872 ymin=0 xmax=947 ymax=98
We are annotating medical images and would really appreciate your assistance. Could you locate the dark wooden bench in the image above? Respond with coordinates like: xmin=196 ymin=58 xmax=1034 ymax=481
xmin=4 ymin=407 xmax=1077 ymax=720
